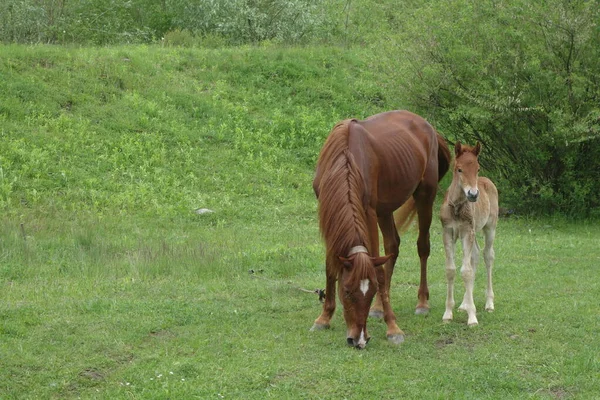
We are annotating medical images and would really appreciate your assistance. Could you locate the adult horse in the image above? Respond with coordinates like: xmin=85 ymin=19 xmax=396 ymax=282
xmin=440 ymin=142 xmax=499 ymax=326
xmin=311 ymin=110 xmax=451 ymax=348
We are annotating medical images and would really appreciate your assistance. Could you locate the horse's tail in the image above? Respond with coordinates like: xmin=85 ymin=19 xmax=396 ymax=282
xmin=395 ymin=197 xmax=417 ymax=235
xmin=436 ymin=133 xmax=451 ymax=183
xmin=395 ymin=132 xmax=452 ymax=234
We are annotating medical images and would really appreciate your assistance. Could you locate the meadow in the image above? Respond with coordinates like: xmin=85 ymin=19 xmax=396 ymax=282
xmin=1 ymin=45 xmax=599 ymax=399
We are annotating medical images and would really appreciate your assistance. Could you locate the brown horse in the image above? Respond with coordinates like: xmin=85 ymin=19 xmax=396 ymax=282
xmin=440 ymin=142 xmax=499 ymax=326
xmin=311 ymin=110 xmax=451 ymax=348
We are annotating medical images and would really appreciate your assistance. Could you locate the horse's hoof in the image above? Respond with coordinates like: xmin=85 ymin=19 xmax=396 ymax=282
xmin=467 ymin=321 xmax=479 ymax=327
xmin=387 ymin=334 xmax=405 ymax=345
xmin=415 ymin=307 xmax=429 ymax=315
xmin=369 ymin=309 xmax=384 ymax=319
xmin=310 ymin=323 xmax=330 ymax=331
xmin=442 ymin=311 xmax=453 ymax=322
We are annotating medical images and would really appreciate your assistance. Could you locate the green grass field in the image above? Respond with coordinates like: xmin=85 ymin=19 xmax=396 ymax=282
xmin=1 ymin=45 xmax=599 ymax=399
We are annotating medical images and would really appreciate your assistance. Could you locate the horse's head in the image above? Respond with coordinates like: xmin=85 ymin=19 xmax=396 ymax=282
xmin=338 ymin=247 xmax=391 ymax=349
xmin=454 ymin=141 xmax=482 ymax=202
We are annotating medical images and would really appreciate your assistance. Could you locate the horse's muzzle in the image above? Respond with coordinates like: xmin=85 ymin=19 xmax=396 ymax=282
xmin=347 ymin=336 xmax=371 ymax=349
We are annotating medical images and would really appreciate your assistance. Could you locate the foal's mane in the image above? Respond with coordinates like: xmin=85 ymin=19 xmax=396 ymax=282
xmin=455 ymin=142 xmax=480 ymax=159
xmin=317 ymin=120 xmax=371 ymax=276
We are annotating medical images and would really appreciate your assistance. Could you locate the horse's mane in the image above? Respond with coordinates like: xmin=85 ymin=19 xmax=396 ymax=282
xmin=316 ymin=120 xmax=371 ymax=275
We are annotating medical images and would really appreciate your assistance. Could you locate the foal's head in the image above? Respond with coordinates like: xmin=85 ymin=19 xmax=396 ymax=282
xmin=454 ymin=142 xmax=482 ymax=202
xmin=339 ymin=247 xmax=391 ymax=349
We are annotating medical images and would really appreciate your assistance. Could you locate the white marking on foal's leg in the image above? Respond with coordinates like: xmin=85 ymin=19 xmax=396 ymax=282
xmin=360 ymin=279 xmax=369 ymax=296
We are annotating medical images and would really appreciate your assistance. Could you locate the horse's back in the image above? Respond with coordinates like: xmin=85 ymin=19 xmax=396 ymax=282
xmin=358 ymin=111 xmax=437 ymax=144
xmin=352 ymin=111 xmax=439 ymax=210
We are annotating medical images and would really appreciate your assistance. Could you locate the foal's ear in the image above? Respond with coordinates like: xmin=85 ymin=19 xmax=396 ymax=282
xmin=473 ymin=142 xmax=482 ymax=156
xmin=454 ymin=141 xmax=463 ymax=157
xmin=371 ymin=254 xmax=392 ymax=267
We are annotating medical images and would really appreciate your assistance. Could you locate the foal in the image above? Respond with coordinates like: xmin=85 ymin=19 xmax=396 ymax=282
xmin=440 ymin=142 xmax=498 ymax=326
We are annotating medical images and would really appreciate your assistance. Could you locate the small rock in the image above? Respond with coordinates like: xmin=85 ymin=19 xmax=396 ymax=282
xmin=195 ymin=208 xmax=214 ymax=215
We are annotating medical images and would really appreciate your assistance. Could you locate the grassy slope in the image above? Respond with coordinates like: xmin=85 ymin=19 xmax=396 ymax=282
xmin=1 ymin=45 xmax=599 ymax=399
xmin=0 ymin=45 xmax=389 ymax=218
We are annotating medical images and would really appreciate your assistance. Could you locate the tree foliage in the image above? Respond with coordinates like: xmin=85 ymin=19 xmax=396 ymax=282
xmin=375 ymin=0 xmax=600 ymax=216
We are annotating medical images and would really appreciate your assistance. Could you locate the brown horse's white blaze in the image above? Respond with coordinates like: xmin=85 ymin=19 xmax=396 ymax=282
xmin=311 ymin=111 xmax=451 ymax=348
xmin=440 ymin=142 xmax=499 ymax=326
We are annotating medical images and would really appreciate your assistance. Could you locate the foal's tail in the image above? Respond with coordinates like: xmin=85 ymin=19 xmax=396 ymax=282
xmin=395 ymin=133 xmax=452 ymax=234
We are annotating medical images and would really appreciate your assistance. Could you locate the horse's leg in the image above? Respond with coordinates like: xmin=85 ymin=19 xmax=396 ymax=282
xmin=368 ymin=208 xmax=386 ymax=318
xmin=373 ymin=262 xmax=405 ymax=344
xmin=442 ymin=226 xmax=457 ymax=322
xmin=414 ymin=190 xmax=436 ymax=315
xmin=483 ymin=224 xmax=496 ymax=312
xmin=310 ymin=264 xmax=337 ymax=331
xmin=359 ymin=211 xmax=403 ymax=342
xmin=371 ymin=214 xmax=404 ymax=343
xmin=370 ymin=214 xmax=399 ymax=318
xmin=458 ymin=228 xmax=478 ymax=326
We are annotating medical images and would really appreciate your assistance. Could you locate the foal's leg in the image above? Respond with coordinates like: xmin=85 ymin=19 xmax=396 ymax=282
xmin=442 ymin=226 xmax=457 ymax=322
xmin=483 ymin=224 xmax=496 ymax=312
xmin=459 ymin=228 xmax=478 ymax=326
xmin=471 ymin=238 xmax=480 ymax=275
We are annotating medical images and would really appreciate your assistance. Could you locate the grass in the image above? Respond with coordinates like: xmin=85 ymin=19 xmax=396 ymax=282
xmin=2 ymin=214 xmax=599 ymax=399
xmin=1 ymin=44 xmax=599 ymax=399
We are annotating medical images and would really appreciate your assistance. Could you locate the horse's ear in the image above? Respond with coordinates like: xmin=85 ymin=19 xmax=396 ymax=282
xmin=372 ymin=254 xmax=392 ymax=267
xmin=339 ymin=256 xmax=353 ymax=269
xmin=473 ymin=142 xmax=482 ymax=156
xmin=454 ymin=141 xmax=462 ymax=157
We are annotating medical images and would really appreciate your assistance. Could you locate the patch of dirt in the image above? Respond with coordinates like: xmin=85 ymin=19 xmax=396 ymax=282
xmin=549 ymin=387 xmax=571 ymax=399
xmin=149 ymin=329 xmax=175 ymax=338
xmin=79 ymin=368 xmax=104 ymax=381
xmin=435 ymin=337 xmax=454 ymax=348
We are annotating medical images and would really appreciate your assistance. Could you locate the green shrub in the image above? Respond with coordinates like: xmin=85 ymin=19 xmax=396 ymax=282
xmin=374 ymin=0 xmax=600 ymax=216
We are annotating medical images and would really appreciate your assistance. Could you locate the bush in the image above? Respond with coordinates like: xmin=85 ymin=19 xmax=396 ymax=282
xmin=375 ymin=0 xmax=600 ymax=216
xmin=0 ymin=0 xmax=334 ymax=46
